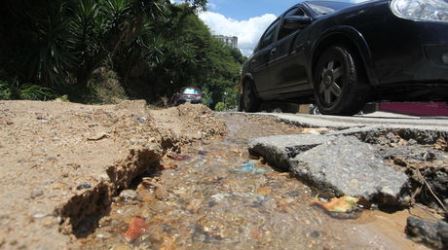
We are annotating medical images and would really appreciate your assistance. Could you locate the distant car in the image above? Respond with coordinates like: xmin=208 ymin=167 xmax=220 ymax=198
xmin=239 ymin=0 xmax=448 ymax=115
xmin=172 ymin=87 xmax=203 ymax=105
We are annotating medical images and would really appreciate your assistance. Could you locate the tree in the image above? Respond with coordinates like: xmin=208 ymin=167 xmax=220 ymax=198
xmin=0 ymin=0 xmax=242 ymax=107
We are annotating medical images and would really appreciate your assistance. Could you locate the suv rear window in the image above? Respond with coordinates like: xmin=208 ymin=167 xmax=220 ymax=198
xmin=183 ymin=88 xmax=200 ymax=95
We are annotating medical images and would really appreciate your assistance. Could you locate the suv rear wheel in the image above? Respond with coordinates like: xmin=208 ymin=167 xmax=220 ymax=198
xmin=313 ymin=45 xmax=369 ymax=116
xmin=239 ymin=80 xmax=260 ymax=112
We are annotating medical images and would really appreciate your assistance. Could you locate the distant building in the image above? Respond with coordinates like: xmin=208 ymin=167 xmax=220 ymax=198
xmin=213 ymin=35 xmax=238 ymax=49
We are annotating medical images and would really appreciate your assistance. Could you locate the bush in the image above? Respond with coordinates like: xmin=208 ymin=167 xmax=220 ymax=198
xmin=19 ymin=84 xmax=56 ymax=101
xmin=0 ymin=80 xmax=12 ymax=100
xmin=214 ymin=102 xmax=226 ymax=112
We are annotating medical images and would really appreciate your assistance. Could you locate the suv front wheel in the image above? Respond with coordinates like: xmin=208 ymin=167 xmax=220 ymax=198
xmin=313 ymin=45 xmax=369 ymax=116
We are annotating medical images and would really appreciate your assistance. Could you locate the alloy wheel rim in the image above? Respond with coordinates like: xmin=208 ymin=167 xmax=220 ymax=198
xmin=318 ymin=60 xmax=344 ymax=107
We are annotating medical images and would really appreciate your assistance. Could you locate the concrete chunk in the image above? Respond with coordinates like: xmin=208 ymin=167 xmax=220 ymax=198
xmin=249 ymin=134 xmax=332 ymax=170
xmin=249 ymin=134 xmax=409 ymax=206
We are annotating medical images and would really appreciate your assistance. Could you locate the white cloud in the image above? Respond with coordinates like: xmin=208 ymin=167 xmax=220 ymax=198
xmin=199 ymin=11 xmax=277 ymax=56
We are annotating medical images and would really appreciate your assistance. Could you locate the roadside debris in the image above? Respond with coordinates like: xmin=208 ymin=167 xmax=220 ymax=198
xmin=231 ymin=161 xmax=267 ymax=175
xmin=81 ymin=113 xmax=437 ymax=250
xmin=406 ymin=217 xmax=448 ymax=249
xmin=119 ymin=190 xmax=139 ymax=203
xmin=87 ymin=132 xmax=109 ymax=141
xmin=312 ymin=196 xmax=362 ymax=219
xmin=122 ymin=217 xmax=147 ymax=243
xmin=76 ymin=183 xmax=92 ymax=190
xmin=160 ymin=162 xmax=178 ymax=170
xmin=302 ymin=127 xmax=330 ymax=135
xmin=434 ymin=138 xmax=448 ymax=152
xmin=167 ymin=153 xmax=191 ymax=161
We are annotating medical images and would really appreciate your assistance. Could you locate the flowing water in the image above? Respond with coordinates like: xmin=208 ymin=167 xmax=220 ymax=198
xmin=80 ymin=113 xmax=430 ymax=249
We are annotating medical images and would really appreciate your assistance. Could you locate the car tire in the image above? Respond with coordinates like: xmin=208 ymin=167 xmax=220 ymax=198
xmin=240 ymin=80 xmax=260 ymax=112
xmin=313 ymin=45 xmax=369 ymax=116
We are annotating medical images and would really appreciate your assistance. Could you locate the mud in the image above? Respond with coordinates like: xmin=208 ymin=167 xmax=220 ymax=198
xmin=1 ymin=101 xmax=446 ymax=249
xmin=79 ymin=113 xmax=432 ymax=250
xmin=0 ymin=101 xmax=223 ymax=249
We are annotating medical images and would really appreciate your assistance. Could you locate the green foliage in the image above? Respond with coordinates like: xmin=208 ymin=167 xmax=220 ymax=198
xmin=18 ymin=84 xmax=56 ymax=101
xmin=0 ymin=0 xmax=242 ymax=105
xmin=214 ymin=102 xmax=226 ymax=112
xmin=0 ymin=80 xmax=13 ymax=100
xmin=0 ymin=80 xmax=56 ymax=101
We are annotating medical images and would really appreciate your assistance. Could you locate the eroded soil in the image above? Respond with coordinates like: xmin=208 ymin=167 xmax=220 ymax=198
xmin=0 ymin=101 xmax=225 ymax=249
xmin=79 ymin=113 xmax=434 ymax=250
xmin=1 ymin=101 xmax=446 ymax=250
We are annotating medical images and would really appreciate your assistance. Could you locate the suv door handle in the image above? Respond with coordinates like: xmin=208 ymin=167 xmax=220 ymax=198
xmin=270 ymin=48 xmax=277 ymax=55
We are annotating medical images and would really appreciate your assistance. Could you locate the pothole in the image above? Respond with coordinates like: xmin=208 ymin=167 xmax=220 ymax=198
xmin=57 ymin=147 xmax=163 ymax=238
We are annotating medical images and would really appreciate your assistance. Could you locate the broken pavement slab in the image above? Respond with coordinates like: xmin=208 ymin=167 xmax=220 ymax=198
xmin=249 ymin=134 xmax=334 ymax=170
xmin=249 ymin=134 xmax=409 ymax=206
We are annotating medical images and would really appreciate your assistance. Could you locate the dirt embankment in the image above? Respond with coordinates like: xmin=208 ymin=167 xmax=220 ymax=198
xmin=0 ymin=100 xmax=225 ymax=249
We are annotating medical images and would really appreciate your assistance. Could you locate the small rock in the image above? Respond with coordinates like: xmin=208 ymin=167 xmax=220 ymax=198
xmin=256 ymin=186 xmax=272 ymax=196
xmin=155 ymin=185 xmax=168 ymax=201
xmin=187 ymin=199 xmax=203 ymax=213
xmin=422 ymin=151 xmax=436 ymax=161
xmin=211 ymin=193 xmax=230 ymax=203
xmin=76 ymin=183 xmax=92 ymax=190
xmin=87 ymin=132 xmax=109 ymax=141
xmin=192 ymin=133 xmax=202 ymax=140
xmin=30 ymin=189 xmax=44 ymax=199
xmin=122 ymin=217 xmax=147 ymax=242
xmin=42 ymin=217 xmax=57 ymax=228
xmin=36 ymin=114 xmax=46 ymax=120
xmin=119 ymin=189 xmax=139 ymax=202
xmin=136 ymin=116 xmax=147 ymax=124
xmin=96 ymin=232 xmax=112 ymax=239
xmin=406 ymin=217 xmax=448 ymax=249
xmin=167 ymin=153 xmax=191 ymax=161
xmin=198 ymin=150 xmax=208 ymax=156
xmin=386 ymin=132 xmax=398 ymax=141
xmin=308 ymin=230 xmax=321 ymax=239
xmin=32 ymin=213 xmax=47 ymax=219
xmin=408 ymin=139 xmax=418 ymax=145
xmin=160 ymin=162 xmax=178 ymax=170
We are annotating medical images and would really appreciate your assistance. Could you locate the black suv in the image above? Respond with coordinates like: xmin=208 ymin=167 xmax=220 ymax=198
xmin=239 ymin=0 xmax=448 ymax=115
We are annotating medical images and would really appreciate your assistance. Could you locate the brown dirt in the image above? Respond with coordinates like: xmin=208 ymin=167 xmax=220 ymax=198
xmin=78 ymin=113 xmax=431 ymax=250
xmin=0 ymin=100 xmax=225 ymax=249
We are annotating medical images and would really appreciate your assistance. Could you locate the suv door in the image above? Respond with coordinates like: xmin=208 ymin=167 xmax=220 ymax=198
xmin=250 ymin=19 xmax=280 ymax=96
xmin=269 ymin=6 xmax=311 ymax=97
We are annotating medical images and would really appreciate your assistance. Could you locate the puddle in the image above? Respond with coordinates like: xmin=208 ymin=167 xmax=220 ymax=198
xmin=78 ymin=113 xmax=435 ymax=249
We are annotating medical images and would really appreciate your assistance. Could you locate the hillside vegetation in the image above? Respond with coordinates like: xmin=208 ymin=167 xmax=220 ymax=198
xmin=0 ymin=0 xmax=244 ymax=108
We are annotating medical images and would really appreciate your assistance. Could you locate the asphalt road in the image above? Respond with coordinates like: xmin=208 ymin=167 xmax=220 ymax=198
xmin=236 ymin=111 xmax=448 ymax=132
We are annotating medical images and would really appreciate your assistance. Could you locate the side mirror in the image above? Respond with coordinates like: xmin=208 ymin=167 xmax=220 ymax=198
xmin=283 ymin=16 xmax=312 ymax=29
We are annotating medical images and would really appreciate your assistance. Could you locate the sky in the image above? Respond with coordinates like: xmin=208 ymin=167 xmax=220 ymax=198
xmin=197 ymin=0 xmax=369 ymax=55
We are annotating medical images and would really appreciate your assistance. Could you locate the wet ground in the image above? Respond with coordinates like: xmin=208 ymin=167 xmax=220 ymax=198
xmin=80 ymin=113 xmax=433 ymax=249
